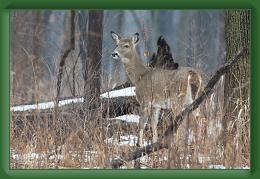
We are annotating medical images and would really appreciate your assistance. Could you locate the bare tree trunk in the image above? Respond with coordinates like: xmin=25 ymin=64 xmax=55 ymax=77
xmin=82 ymin=10 xmax=104 ymax=156
xmin=84 ymin=10 xmax=104 ymax=110
xmin=223 ymin=10 xmax=250 ymax=168
xmin=11 ymin=11 xmax=44 ymax=104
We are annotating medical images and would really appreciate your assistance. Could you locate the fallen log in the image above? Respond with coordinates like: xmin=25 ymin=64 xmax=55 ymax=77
xmin=101 ymin=96 xmax=139 ymax=118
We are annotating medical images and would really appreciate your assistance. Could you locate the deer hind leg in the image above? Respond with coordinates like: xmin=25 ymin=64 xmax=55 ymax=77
xmin=193 ymin=73 xmax=203 ymax=118
xmin=186 ymin=73 xmax=202 ymax=118
xmin=151 ymin=107 xmax=160 ymax=144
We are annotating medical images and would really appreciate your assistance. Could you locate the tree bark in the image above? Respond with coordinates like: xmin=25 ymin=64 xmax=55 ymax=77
xmin=82 ymin=10 xmax=104 ymax=154
xmin=84 ymin=10 xmax=104 ymax=110
xmin=11 ymin=11 xmax=44 ymax=104
xmin=223 ymin=10 xmax=250 ymax=168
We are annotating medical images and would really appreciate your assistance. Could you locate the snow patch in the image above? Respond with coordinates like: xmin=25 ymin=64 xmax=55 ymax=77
xmin=100 ymin=87 xmax=136 ymax=98
xmin=111 ymin=114 xmax=140 ymax=123
xmin=208 ymin=164 xmax=226 ymax=169
xmin=106 ymin=134 xmax=148 ymax=147
xmin=239 ymin=166 xmax=250 ymax=169
xmin=11 ymin=87 xmax=136 ymax=112
xmin=11 ymin=97 xmax=84 ymax=112
xmin=11 ymin=151 xmax=63 ymax=161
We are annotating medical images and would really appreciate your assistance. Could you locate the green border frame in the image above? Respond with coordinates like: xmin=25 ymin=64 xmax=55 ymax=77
xmin=0 ymin=0 xmax=259 ymax=178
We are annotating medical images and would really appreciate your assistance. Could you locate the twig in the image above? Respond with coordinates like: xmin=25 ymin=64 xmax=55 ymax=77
xmin=111 ymin=47 xmax=248 ymax=168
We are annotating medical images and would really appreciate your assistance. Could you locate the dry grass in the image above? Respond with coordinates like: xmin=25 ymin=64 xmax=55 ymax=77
xmin=10 ymin=73 xmax=250 ymax=169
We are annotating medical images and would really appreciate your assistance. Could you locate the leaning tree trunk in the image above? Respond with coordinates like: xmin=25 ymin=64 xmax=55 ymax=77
xmin=223 ymin=10 xmax=250 ymax=168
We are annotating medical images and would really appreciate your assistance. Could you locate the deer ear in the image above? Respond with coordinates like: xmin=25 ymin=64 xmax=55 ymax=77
xmin=111 ymin=31 xmax=121 ymax=44
xmin=132 ymin=32 xmax=139 ymax=44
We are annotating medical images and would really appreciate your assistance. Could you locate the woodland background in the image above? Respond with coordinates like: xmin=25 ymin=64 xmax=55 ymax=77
xmin=10 ymin=10 xmax=250 ymax=169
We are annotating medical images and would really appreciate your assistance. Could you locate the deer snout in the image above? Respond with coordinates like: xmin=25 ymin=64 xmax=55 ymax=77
xmin=111 ymin=52 xmax=119 ymax=59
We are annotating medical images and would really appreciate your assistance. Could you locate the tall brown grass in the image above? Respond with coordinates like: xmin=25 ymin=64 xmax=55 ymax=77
xmin=10 ymin=70 xmax=250 ymax=169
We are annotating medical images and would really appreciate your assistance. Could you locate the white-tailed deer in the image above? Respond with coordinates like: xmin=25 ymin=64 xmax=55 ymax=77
xmin=111 ymin=32 xmax=204 ymax=146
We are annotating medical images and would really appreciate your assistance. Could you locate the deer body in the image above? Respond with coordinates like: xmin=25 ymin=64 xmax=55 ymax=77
xmin=111 ymin=32 xmax=204 ymax=146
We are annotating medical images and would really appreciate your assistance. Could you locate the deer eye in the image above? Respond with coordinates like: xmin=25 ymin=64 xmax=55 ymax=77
xmin=124 ymin=44 xmax=130 ymax=48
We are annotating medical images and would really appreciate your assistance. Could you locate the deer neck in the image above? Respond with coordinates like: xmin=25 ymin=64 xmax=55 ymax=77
xmin=122 ymin=51 xmax=148 ymax=85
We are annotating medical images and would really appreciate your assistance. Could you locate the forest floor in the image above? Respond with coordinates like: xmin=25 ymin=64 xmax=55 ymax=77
xmin=10 ymin=87 xmax=250 ymax=169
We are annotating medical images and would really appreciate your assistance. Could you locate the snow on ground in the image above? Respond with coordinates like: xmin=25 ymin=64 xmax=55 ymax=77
xmin=100 ymin=87 xmax=136 ymax=98
xmin=11 ymin=87 xmax=136 ymax=112
xmin=11 ymin=151 xmax=63 ymax=161
xmin=211 ymin=165 xmax=249 ymax=169
xmin=11 ymin=150 xmax=250 ymax=169
xmin=208 ymin=164 xmax=226 ymax=169
xmin=238 ymin=166 xmax=250 ymax=169
xmin=110 ymin=114 xmax=140 ymax=123
xmin=11 ymin=97 xmax=84 ymax=112
xmin=106 ymin=134 xmax=138 ymax=147
xmin=105 ymin=134 xmax=149 ymax=147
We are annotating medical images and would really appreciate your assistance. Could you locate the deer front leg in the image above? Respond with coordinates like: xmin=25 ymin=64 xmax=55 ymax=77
xmin=138 ymin=109 xmax=148 ymax=147
xmin=151 ymin=107 xmax=160 ymax=144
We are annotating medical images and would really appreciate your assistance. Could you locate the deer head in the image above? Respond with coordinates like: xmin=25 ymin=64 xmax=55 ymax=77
xmin=111 ymin=31 xmax=139 ymax=63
